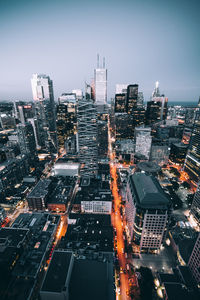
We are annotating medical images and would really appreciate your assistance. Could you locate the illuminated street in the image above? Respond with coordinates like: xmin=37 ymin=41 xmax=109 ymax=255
xmin=108 ymin=118 xmax=139 ymax=300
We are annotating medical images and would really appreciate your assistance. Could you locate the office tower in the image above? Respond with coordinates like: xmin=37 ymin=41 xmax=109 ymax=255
xmin=184 ymin=109 xmax=200 ymax=184
xmin=31 ymin=74 xmax=57 ymax=152
xmin=126 ymin=84 xmax=138 ymax=114
xmin=190 ymin=182 xmax=200 ymax=226
xmin=94 ymin=55 xmax=107 ymax=104
xmin=146 ymin=98 xmax=168 ymax=125
xmin=137 ymin=92 xmax=144 ymax=107
xmin=135 ymin=127 xmax=152 ymax=160
xmin=17 ymin=122 xmax=36 ymax=157
xmin=146 ymin=82 xmax=168 ymax=125
xmin=77 ymin=96 xmax=98 ymax=177
xmin=115 ymin=84 xmax=128 ymax=94
xmin=125 ymin=173 xmax=170 ymax=252
xmin=115 ymin=113 xmax=134 ymax=140
xmin=27 ymin=117 xmax=40 ymax=149
xmin=14 ymin=102 xmax=35 ymax=124
xmin=169 ymin=142 xmax=188 ymax=164
xmin=57 ymin=93 xmax=77 ymax=151
xmin=188 ymin=233 xmax=200 ymax=284
xmin=152 ymin=81 xmax=160 ymax=97
xmin=114 ymin=93 xmax=126 ymax=113
xmin=132 ymin=107 xmax=146 ymax=127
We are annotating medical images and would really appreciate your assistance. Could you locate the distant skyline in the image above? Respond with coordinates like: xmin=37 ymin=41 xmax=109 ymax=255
xmin=0 ymin=0 xmax=199 ymax=102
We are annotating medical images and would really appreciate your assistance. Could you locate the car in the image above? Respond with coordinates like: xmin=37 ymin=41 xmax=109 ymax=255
xmin=120 ymin=267 xmax=123 ymax=273
xmin=125 ymin=253 xmax=128 ymax=258
xmin=117 ymin=287 xmax=121 ymax=295
xmin=122 ymin=248 xmax=124 ymax=254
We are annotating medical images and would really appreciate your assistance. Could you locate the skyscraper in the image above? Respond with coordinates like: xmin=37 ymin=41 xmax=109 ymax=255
xmin=126 ymin=84 xmax=138 ymax=114
xmin=17 ymin=122 xmax=36 ymax=157
xmin=188 ymin=233 xmax=200 ymax=285
xmin=57 ymin=93 xmax=77 ymax=151
xmin=146 ymin=82 xmax=168 ymax=125
xmin=190 ymin=182 xmax=200 ymax=226
xmin=77 ymin=96 xmax=98 ymax=177
xmin=114 ymin=94 xmax=127 ymax=113
xmin=115 ymin=84 xmax=128 ymax=94
xmin=135 ymin=127 xmax=152 ymax=160
xmin=137 ymin=92 xmax=144 ymax=108
xmin=31 ymin=74 xmax=57 ymax=153
xmin=94 ymin=55 xmax=107 ymax=105
xmin=184 ymin=109 xmax=200 ymax=184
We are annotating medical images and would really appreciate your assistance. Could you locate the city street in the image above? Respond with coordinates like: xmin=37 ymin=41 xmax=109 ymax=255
xmin=108 ymin=117 xmax=139 ymax=300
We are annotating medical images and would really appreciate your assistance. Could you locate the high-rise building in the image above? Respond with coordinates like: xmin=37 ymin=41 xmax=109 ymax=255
xmin=152 ymin=81 xmax=160 ymax=97
xmin=94 ymin=55 xmax=107 ymax=105
xmin=146 ymin=82 xmax=168 ymax=125
xmin=115 ymin=113 xmax=134 ymax=140
xmin=190 ymin=182 xmax=200 ymax=226
xmin=184 ymin=109 xmax=200 ymax=184
xmin=125 ymin=173 xmax=170 ymax=253
xmin=188 ymin=233 xmax=200 ymax=285
xmin=169 ymin=142 xmax=188 ymax=164
xmin=114 ymin=93 xmax=126 ymax=113
xmin=132 ymin=107 xmax=146 ymax=127
xmin=31 ymin=74 xmax=57 ymax=153
xmin=137 ymin=92 xmax=144 ymax=108
xmin=77 ymin=97 xmax=98 ymax=177
xmin=135 ymin=127 xmax=152 ymax=160
xmin=14 ymin=102 xmax=35 ymax=124
xmin=115 ymin=84 xmax=128 ymax=94
xmin=57 ymin=93 xmax=77 ymax=151
xmin=17 ymin=122 xmax=36 ymax=157
xmin=126 ymin=84 xmax=138 ymax=114
xmin=146 ymin=98 xmax=168 ymax=125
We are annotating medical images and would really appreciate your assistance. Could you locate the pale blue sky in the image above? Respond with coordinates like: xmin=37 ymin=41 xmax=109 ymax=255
xmin=0 ymin=0 xmax=199 ymax=102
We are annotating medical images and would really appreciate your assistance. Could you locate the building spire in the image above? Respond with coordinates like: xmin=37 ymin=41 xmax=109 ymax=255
xmin=97 ymin=53 xmax=99 ymax=68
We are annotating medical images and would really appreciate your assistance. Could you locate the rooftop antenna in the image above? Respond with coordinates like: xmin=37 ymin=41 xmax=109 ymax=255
xmin=103 ymin=57 xmax=105 ymax=68
xmin=97 ymin=54 xmax=99 ymax=68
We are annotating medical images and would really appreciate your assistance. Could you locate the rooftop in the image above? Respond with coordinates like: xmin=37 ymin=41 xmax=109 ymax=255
xmin=41 ymin=251 xmax=73 ymax=293
xmin=130 ymin=173 xmax=170 ymax=209
xmin=137 ymin=161 xmax=161 ymax=173
xmin=27 ymin=179 xmax=51 ymax=199
xmin=0 ymin=227 xmax=29 ymax=248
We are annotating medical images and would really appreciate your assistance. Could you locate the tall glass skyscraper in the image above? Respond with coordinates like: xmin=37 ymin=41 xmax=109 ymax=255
xmin=126 ymin=84 xmax=138 ymax=114
xmin=31 ymin=74 xmax=57 ymax=153
xmin=94 ymin=56 xmax=107 ymax=104
xmin=77 ymin=96 xmax=98 ymax=177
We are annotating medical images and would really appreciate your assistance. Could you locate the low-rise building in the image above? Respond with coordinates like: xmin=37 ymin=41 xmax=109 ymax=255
xmin=40 ymin=250 xmax=115 ymax=300
xmin=27 ymin=179 xmax=52 ymax=210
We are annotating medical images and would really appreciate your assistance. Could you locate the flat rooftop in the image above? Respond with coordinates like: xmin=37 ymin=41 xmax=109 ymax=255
xmin=41 ymin=251 xmax=73 ymax=293
xmin=0 ymin=227 xmax=29 ymax=248
xmin=69 ymin=258 xmax=115 ymax=300
xmin=130 ymin=173 xmax=170 ymax=209
xmin=41 ymin=251 xmax=115 ymax=300
xmin=27 ymin=179 xmax=51 ymax=199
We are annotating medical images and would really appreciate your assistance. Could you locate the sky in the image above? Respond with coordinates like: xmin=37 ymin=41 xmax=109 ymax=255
xmin=0 ymin=0 xmax=200 ymax=102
